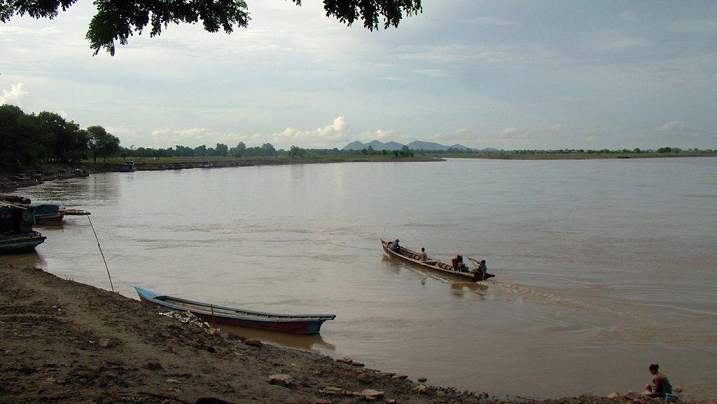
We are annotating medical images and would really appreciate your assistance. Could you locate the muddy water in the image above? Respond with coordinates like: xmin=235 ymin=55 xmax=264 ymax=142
xmin=4 ymin=158 xmax=716 ymax=399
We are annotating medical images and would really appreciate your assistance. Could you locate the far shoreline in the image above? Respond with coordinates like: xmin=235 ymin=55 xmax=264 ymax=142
xmin=2 ymin=152 xmax=714 ymax=194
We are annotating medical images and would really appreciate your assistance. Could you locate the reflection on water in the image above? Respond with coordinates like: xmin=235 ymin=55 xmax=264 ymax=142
xmin=219 ymin=324 xmax=336 ymax=351
xmin=3 ymin=158 xmax=716 ymax=399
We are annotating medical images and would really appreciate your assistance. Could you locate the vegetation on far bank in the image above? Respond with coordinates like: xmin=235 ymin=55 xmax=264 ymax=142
xmin=90 ymin=154 xmax=438 ymax=166
xmin=2 ymin=104 xmax=714 ymax=174
xmin=440 ymin=149 xmax=716 ymax=160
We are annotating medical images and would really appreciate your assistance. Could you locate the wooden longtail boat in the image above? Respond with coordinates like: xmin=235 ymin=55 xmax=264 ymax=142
xmin=135 ymin=287 xmax=336 ymax=335
xmin=381 ymin=239 xmax=495 ymax=282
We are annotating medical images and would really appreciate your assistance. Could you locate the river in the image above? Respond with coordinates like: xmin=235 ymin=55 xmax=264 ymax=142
xmin=4 ymin=157 xmax=716 ymax=399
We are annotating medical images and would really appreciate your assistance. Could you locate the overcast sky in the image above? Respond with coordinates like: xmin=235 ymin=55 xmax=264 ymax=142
xmin=1 ymin=0 xmax=716 ymax=150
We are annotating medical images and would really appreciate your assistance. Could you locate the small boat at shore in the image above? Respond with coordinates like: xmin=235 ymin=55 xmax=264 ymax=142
xmin=1 ymin=203 xmax=46 ymax=253
xmin=381 ymin=239 xmax=494 ymax=282
xmin=32 ymin=204 xmax=64 ymax=225
xmin=0 ymin=232 xmax=46 ymax=253
xmin=135 ymin=287 xmax=336 ymax=335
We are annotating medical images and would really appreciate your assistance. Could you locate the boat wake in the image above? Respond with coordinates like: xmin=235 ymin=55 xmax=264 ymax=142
xmin=490 ymin=279 xmax=644 ymax=321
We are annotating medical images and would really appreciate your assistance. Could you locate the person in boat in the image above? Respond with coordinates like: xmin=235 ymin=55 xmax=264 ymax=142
xmin=645 ymin=364 xmax=672 ymax=398
xmin=388 ymin=239 xmax=401 ymax=251
xmin=470 ymin=259 xmax=487 ymax=277
xmin=418 ymin=247 xmax=427 ymax=261
xmin=452 ymin=255 xmax=467 ymax=272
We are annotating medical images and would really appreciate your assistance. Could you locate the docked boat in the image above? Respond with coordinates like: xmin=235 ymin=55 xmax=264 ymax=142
xmin=0 ymin=203 xmax=46 ymax=253
xmin=0 ymin=232 xmax=46 ymax=253
xmin=381 ymin=239 xmax=494 ymax=282
xmin=119 ymin=161 xmax=136 ymax=172
xmin=33 ymin=204 xmax=64 ymax=225
xmin=135 ymin=287 xmax=336 ymax=335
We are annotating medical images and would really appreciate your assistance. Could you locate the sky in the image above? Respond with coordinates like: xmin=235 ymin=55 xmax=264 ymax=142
xmin=1 ymin=0 xmax=716 ymax=150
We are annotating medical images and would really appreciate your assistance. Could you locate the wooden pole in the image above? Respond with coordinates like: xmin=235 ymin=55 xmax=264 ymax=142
xmin=87 ymin=216 xmax=115 ymax=293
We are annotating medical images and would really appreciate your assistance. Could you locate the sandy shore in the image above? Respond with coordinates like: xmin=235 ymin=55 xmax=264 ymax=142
xmin=0 ymin=263 xmax=709 ymax=404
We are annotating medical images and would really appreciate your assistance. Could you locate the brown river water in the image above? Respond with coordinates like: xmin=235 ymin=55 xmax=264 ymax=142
xmin=3 ymin=158 xmax=716 ymax=399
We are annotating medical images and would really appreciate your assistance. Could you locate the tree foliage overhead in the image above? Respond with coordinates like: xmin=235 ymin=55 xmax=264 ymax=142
xmin=1 ymin=0 xmax=422 ymax=55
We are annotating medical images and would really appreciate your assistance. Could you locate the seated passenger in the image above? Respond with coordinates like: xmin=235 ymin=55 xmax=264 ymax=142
xmin=457 ymin=261 xmax=467 ymax=272
xmin=419 ymin=247 xmax=427 ymax=261
xmin=452 ymin=255 xmax=466 ymax=271
xmin=388 ymin=239 xmax=401 ymax=251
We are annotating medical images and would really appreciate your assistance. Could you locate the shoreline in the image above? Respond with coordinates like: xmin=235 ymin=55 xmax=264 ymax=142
xmin=0 ymin=263 xmax=508 ymax=404
xmin=0 ymin=156 xmax=441 ymax=194
xmin=440 ymin=152 xmax=716 ymax=160
xmin=0 ymin=263 xmax=709 ymax=404
xmin=3 ymin=153 xmax=714 ymax=194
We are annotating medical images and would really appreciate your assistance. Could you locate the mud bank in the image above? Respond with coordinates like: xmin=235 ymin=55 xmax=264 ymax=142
xmin=0 ymin=264 xmax=709 ymax=404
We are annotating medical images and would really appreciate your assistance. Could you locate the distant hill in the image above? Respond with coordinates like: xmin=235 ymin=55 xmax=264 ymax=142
xmin=407 ymin=141 xmax=470 ymax=151
xmin=342 ymin=140 xmax=475 ymax=151
xmin=342 ymin=140 xmax=404 ymax=151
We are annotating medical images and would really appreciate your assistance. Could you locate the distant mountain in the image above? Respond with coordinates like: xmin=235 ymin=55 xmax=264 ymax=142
xmin=407 ymin=141 xmax=470 ymax=151
xmin=342 ymin=140 xmax=493 ymax=152
xmin=368 ymin=140 xmax=405 ymax=151
xmin=343 ymin=141 xmax=366 ymax=150
xmin=342 ymin=140 xmax=405 ymax=151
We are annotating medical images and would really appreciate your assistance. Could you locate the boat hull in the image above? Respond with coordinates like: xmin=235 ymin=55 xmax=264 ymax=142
xmin=381 ymin=240 xmax=494 ymax=282
xmin=34 ymin=213 xmax=64 ymax=225
xmin=135 ymin=287 xmax=334 ymax=335
xmin=0 ymin=235 xmax=46 ymax=254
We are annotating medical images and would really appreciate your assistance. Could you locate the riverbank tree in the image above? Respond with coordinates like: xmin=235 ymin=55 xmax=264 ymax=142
xmin=0 ymin=105 xmax=90 ymax=172
xmin=87 ymin=126 xmax=121 ymax=163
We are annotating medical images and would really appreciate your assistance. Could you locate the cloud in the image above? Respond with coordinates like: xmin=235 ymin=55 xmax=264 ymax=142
xmin=659 ymin=121 xmax=685 ymax=132
xmin=0 ymin=26 xmax=61 ymax=37
xmin=379 ymin=76 xmax=411 ymax=82
xmin=411 ymin=69 xmax=450 ymax=78
xmin=583 ymin=33 xmax=649 ymax=52
xmin=374 ymin=129 xmax=395 ymax=141
xmin=0 ymin=83 xmax=28 ymax=105
xmin=668 ymin=19 xmax=717 ymax=33
xmin=618 ymin=11 xmax=639 ymax=22
xmin=269 ymin=116 xmax=352 ymax=148
xmin=397 ymin=45 xmax=522 ymax=63
xmin=499 ymin=127 xmax=520 ymax=137
xmin=431 ymin=128 xmax=474 ymax=143
xmin=461 ymin=17 xmax=519 ymax=27
xmin=656 ymin=121 xmax=716 ymax=139
xmin=136 ymin=127 xmax=246 ymax=148
xmin=546 ymin=123 xmax=564 ymax=134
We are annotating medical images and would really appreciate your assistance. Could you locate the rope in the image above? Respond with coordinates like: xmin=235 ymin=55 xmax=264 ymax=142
xmin=87 ymin=215 xmax=115 ymax=293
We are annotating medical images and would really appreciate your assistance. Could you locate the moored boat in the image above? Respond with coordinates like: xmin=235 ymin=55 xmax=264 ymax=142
xmin=0 ymin=232 xmax=46 ymax=253
xmin=135 ymin=287 xmax=336 ymax=335
xmin=0 ymin=203 xmax=46 ymax=253
xmin=119 ymin=161 xmax=136 ymax=172
xmin=381 ymin=239 xmax=494 ymax=282
xmin=33 ymin=204 xmax=64 ymax=225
